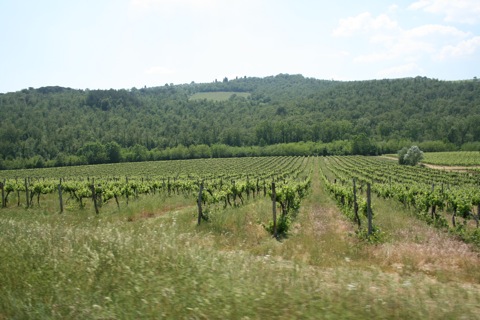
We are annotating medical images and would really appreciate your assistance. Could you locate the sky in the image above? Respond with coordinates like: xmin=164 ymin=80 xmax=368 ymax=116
xmin=1 ymin=0 xmax=479 ymax=93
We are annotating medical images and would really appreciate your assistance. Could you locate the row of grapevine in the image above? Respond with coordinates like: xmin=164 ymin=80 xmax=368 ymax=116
xmin=0 ymin=156 xmax=308 ymax=180
xmin=322 ymin=156 xmax=480 ymax=246
xmin=319 ymin=159 xmax=382 ymax=242
xmin=1 ymin=157 xmax=313 ymax=235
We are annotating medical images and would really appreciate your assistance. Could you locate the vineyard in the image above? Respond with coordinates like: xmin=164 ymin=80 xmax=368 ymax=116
xmin=421 ymin=151 xmax=480 ymax=167
xmin=0 ymin=157 xmax=311 ymax=232
xmin=0 ymin=156 xmax=308 ymax=179
xmin=320 ymin=156 xmax=480 ymax=246
xmin=1 ymin=156 xmax=480 ymax=318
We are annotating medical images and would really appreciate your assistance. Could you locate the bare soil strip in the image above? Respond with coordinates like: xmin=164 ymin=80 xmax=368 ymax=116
xmin=422 ymin=163 xmax=480 ymax=172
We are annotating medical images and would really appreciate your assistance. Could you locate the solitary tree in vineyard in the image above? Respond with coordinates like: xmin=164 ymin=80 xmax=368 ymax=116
xmin=398 ymin=146 xmax=424 ymax=166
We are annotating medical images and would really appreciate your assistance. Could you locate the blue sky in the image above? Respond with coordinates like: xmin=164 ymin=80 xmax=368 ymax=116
xmin=1 ymin=0 xmax=479 ymax=93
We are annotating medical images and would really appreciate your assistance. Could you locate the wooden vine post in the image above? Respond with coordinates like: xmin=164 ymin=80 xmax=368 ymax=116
xmin=476 ymin=203 xmax=480 ymax=228
xmin=353 ymin=178 xmax=360 ymax=227
xmin=91 ymin=180 xmax=99 ymax=215
xmin=58 ymin=179 xmax=64 ymax=214
xmin=1 ymin=179 xmax=5 ymax=208
xmin=126 ymin=176 xmax=129 ymax=205
xmin=472 ymin=204 xmax=479 ymax=229
xmin=232 ymin=180 xmax=237 ymax=206
xmin=271 ymin=182 xmax=278 ymax=238
xmin=197 ymin=180 xmax=204 ymax=225
xmin=25 ymin=178 xmax=30 ymax=208
xmin=16 ymin=178 xmax=20 ymax=207
xmin=431 ymin=184 xmax=436 ymax=220
xmin=167 ymin=177 xmax=171 ymax=196
xmin=452 ymin=208 xmax=457 ymax=228
xmin=367 ymin=183 xmax=372 ymax=236
xmin=114 ymin=193 xmax=120 ymax=210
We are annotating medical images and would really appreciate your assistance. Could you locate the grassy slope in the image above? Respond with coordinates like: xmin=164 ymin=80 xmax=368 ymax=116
xmin=189 ymin=91 xmax=251 ymax=101
xmin=0 ymin=158 xmax=479 ymax=319
xmin=422 ymin=151 xmax=480 ymax=166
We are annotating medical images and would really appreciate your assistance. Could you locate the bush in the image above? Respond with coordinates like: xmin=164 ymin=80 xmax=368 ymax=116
xmin=398 ymin=146 xmax=424 ymax=166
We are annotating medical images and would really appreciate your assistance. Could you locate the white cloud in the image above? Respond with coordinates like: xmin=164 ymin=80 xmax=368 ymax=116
xmin=332 ymin=12 xmax=398 ymax=37
xmin=388 ymin=4 xmax=399 ymax=13
xmin=409 ymin=0 xmax=480 ymax=24
xmin=144 ymin=66 xmax=176 ymax=75
xmin=355 ymin=52 xmax=392 ymax=63
xmin=354 ymin=37 xmax=433 ymax=63
xmin=437 ymin=36 xmax=480 ymax=60
xmin=406 ymin=24 xmax=469 ymax=38
xmin=129 ymin=0 xmax=220 ymax=16
xmin=377 ymin=62 xmax=423 ymax=78
xmin=131 ymin=0 xmax=219 ymax=9
xmin=333 ymin=10 xmax=474 ymax=66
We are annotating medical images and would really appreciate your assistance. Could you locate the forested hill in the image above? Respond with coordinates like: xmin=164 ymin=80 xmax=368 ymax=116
xmin=1 ymin=74 xmax=479 ymax=169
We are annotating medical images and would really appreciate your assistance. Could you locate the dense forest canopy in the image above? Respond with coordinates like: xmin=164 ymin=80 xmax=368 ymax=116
xmin=0 ymin=74 xmax=479 ymax=169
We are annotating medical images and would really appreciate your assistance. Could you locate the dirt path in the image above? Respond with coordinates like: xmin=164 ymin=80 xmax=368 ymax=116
xmin=309 ymin=159 xmax=348 ymax=229
xmin=421 ymin=163 xmax=480 ymax=172
xmin=292 ymin=157 xmax=358 ymax=266
xmin=309 ymin=158 xmax=352 ymax=235
xmin=379 ymin=155 xmax=398 ymax=161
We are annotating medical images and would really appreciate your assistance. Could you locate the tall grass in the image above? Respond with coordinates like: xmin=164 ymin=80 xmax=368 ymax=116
xmin=369 ymin=194 xmax=480 ymax=283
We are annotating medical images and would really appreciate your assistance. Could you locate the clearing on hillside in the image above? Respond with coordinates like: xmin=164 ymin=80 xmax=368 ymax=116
xmin=189 ymin=91 xmax=251 ymax=101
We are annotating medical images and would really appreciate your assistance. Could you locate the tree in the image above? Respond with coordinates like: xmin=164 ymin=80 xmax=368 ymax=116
xmin=398 ymin=145 xmax=423 ymax=166
xmin=105 ymin=141 xmax=122 ymax=163
xmin=351 ymin=134 xmax=377 ymax=155
xmin=398 ymin=147 xmax=408 ymax=165
xmin=78 ymin=142 xmax=108 ymax=164
xmin=276 ymin=106 xmax=287 ymax=116
xmin=128 ymin=144 xmax=149 ymax=162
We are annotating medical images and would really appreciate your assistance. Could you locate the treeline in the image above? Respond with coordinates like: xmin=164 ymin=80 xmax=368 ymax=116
xmin=0 ymin=139 xmax=464 ymax=170
xmin=0 ymin=75 xmax=479 ymax=169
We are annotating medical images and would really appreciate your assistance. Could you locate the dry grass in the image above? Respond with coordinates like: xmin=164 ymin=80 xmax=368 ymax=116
xmin=366 ymin=194 xmax=480 ymax=283
xmin=127 ymin=203 xmax=194 ymax=222
xmin=371 ymin=239 xmax=479 ymax=277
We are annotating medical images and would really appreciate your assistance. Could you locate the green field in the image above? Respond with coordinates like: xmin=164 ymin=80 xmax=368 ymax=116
xmin=422 ymin=151 xmax=480 ymax=166
xmin=1 ymin=156 xmax=479 ymax=319
xmin=386 ymin=151 xmax=480 ymax=167
xmin=0 ymin=157 xmax=289 ymax=179
xmin=189 ymin=91 xmax=251 ymax=101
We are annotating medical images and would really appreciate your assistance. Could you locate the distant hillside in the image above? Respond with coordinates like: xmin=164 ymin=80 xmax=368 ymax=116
xmin=1 ymin=74 xmax=479 ymax=169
